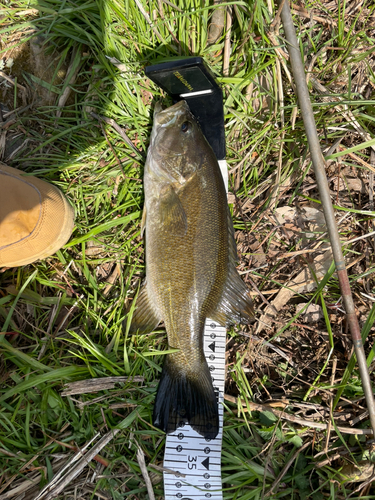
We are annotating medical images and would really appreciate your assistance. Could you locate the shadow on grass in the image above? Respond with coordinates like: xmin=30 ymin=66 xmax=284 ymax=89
xmin=0 ymin=1 xmax=198 ymax=240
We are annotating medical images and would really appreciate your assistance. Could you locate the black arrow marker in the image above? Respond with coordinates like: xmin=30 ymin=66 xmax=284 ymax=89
xmin=208 ymin=342 xmax=215 ymax=352
xmin=201 ymin=457 xmax=210 ymax=470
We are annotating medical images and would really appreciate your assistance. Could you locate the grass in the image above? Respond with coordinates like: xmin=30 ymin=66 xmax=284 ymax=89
xmin=1 ymin=0 xmax=375 ymax=498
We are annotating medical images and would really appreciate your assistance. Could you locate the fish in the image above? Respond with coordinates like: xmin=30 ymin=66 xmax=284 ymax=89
xmin=130 ymin=100 xmax=254 ymax=439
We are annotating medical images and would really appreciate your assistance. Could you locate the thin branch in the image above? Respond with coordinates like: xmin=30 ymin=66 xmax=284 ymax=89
xmin=224 ymin=394 xmax=373 ymax=435
xmin=279 ymin=0 xmax=375 ymax=436
xmin=34 ymin=430 xmax=119 ymax=500
xmin=136 ymin=446 xmax=156 ymax=500
xmin=266 ymin=441 xmax=310 ymax=497
xmin=223 ymin=6 xmax=232 ymax=76
xmin=133 ymin=0 xmax=166 ymax=44
xmin=90 ymin=112 xmax=145 ymax=159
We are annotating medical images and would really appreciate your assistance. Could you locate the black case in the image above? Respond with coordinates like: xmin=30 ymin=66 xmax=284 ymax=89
xmin=145 ymin=57 xmax=226 ymax=160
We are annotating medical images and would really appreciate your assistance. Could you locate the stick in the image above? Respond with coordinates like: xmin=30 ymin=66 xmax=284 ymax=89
xmin=224 ymin=394 xmax=373 ymax=435
xmin=0 ymin=71 xmax=27 ymax=92
xmin=136 ymin=446 xmax=156 ymax=500
xmin=33 ymin=430 xmax=119 ymax=500
xmin=223 ymin=6 xmax=232 ymax=76
xmin=133 ymin=0 xmax=166 ymax=44
xmin=324 ymin=357 xmax=337 ymax=453
xmin=266 ymin=441 xmax=310 ymax=497
xmin=56 ymin=47 xmax=82 ymax=118
xmin=279 ymin=0 xmax=375 ymax=436
xmin=90 ymin=112 xmax=145 ymax=159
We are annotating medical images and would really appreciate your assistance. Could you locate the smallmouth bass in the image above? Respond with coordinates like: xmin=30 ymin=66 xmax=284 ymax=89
xmin=130 ymin=100 xmax=254 ymax=438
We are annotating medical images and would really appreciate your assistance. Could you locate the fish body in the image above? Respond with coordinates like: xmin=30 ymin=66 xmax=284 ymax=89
xmin=131 ymin=100 xmax=253 ymax=438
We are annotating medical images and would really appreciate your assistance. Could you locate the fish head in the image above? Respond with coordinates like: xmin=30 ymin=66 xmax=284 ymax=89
xmin=148 ymin=100 xmax=207 ymax=185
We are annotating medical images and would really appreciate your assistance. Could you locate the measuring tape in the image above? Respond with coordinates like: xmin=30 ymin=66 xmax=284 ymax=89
xmin=163 ymin=320 xmax=226 ymax=499
xmin=163 ymin=160 xmax=228 ymax=500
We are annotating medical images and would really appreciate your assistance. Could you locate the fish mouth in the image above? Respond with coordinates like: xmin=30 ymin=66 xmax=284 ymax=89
xmin=153 ymin=100 xmax=190 ymax=127
xmin=149 ymin=100 xmax=192 ymax=159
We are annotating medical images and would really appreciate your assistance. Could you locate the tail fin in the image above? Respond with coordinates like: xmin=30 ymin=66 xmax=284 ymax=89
xmin=153 ymin=354 xmax=219 ymax=439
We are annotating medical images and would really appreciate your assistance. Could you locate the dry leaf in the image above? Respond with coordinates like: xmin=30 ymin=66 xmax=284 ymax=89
xmin=257 ymin=206 xmax=332 ymax=333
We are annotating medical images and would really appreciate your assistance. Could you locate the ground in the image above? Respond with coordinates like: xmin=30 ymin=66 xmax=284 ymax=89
xmin=1 ymin=0 xmax=375 ymax=499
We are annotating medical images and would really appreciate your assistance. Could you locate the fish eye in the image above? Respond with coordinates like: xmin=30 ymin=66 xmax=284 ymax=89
xmin=181 ymin=121 xmax=191 ymax=133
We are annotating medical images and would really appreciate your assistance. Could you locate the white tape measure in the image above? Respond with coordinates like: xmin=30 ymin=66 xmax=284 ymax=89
xmin=163 ymin=160 xmax=228 ymax=500
xmin=163 ymin=320 xmax=225 ymax=499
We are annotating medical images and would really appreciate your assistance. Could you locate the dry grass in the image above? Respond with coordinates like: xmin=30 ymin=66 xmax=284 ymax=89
xmin=1 ymin=0 xmax=375 ymax=498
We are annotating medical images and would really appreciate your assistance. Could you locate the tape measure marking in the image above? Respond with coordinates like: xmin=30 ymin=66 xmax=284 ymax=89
xmin=163 ymin=320 xmax=225 ymax=500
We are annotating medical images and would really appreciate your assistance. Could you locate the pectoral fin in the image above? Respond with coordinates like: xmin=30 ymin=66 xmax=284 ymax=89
xmin=159 ymin=185 xmax=187 ymax=237
xmin=129 ymin=283 xmax=161 ymax=334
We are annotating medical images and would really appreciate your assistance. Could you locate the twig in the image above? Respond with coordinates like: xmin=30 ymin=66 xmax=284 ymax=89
xmin=0 ymin=71 xmax=27 ymax=92
xmin=161 ymin=0 xmax=182 ymax=11
xmin=136 ymin=446 xmax=156 ymax=500
xmin=266 ymin=30 xmax=290 ymax=61
xmin=56 ymin=47 xmax=82 ymax=118
xmin=100 ymin=121 xmax=127 ymax=177
xmin=335 ymin=146 xmax=375 ymax=174
xmin=291 ymin=4 xmax=347 ymax=31
xmin=246 ymin=276 xmax=279 ymax=316
xmin=2 ymin=104 xmax=32 ymax=119
xmin=61 ymin=376 xmax=144 ymax=396
xmin=42 ymin=433 xmax=110 ymax=467
xmin=149 ymin=463 xmax=186 ymax=477
xmin=343 ymin=230 xmax=375 ymax=246
xmin=103 ymin=262 xmax=122 ymax=296
xmin=324 ymin=357 xmax=337 ymax=453
xmin=133 ymin=0 xmax=166 ymax=44
xmin=270 ymin=0 xmax=286 ymax=30
xmin=90 ymin=112 xmax=145 ymax=159
xmin=0 ymin=448 xmax=25 ymax=460
xmin=54 ymin=293 xmax=84 ymax=335
xmin=279 ymin=0 xmax=375 ymax=437
xmin=33 ymin=430 xmax=119 ymax=500
xmin=223 ymin=6 xmax=232 ymax=76
xmin=224 ymin=394 xmax=373 ymax=435
xmin=157 ymin=0 xmax=183 ymax=47
xmin=266 ymin=441 xmax=310 ymax=497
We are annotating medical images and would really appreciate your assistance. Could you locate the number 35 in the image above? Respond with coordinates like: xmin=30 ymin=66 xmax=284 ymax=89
xmin=188 ymin=455 xmax=197 ymax=470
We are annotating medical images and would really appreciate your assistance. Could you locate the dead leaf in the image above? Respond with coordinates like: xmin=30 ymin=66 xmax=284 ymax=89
xmin=295 ymin=303 xmax=323 ymax=323
xmin=341 ymin=461 xmax=375 ymax=482
xmin=257 ymin=206 xmax=332 ymax=333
